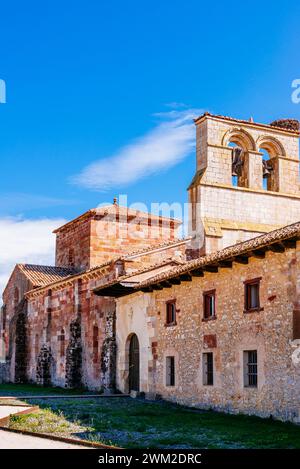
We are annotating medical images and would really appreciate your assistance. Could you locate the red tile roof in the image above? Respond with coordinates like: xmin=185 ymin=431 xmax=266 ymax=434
xmin=54 ymin=204 xmax=182 ymax=233
xmin=94 ymin=220 xmax=300 ymax=297
xmin=17 ymin=264 xmax=77 ymax=287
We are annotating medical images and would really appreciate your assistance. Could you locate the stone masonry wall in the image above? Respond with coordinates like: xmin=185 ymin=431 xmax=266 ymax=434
xmin=55 ymin=209 xmax=179 ymax=271
xmin=26 ymin=271 xmax=116 ymax=390
xmin=189 ymin=115 xmax=300 ymax=255
xmin=116 ymin=244 xmax=300 ymax=423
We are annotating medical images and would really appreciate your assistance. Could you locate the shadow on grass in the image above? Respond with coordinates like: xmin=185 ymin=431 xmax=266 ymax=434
xmin=3 ymin=385 xmax=300 ymax=449
xmin=0 ymin=383 xmax=88 ymax=397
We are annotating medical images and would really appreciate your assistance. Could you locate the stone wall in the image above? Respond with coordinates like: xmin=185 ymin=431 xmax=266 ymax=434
xmin=26 ymin=272 xmax=116 ymax=390
xmin=55 ymin=215 xmax=91 ymax=270
xmin=189 ymin=114 xmax=300 ymax=255
xmin=55 ymin=207 xmax=180 ymax=271
xmin=116 ymin=244 xmax=300 ymax=423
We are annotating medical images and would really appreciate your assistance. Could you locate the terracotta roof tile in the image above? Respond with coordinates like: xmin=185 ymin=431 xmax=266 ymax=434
xmin=18 ymin=264 xmax=77 ymax=287
xmin=54 ymin=204 xmax=182 ymax=233
xmin=137 ymin=221 xmax=300 ymax=288
xmin=94 ymin=220 xmax=300 ymax=296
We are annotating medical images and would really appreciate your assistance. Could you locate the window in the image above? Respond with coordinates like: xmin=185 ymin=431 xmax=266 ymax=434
xmin=244 ymin=350 xmax=258 ymax=388
xmin=68 ymin=248 xmax=75 ymax=267
xmin=93 ymin=325 xmax=99 ymax=362
xmin=1 ymin=305 xmax=6 ymax=331
xmin=260 ymin=148 xmax=273 ymax=191
xmin=14 ymin=287 xmax=19 ymax=306
xmin=166 ymin=356 xmax=175 ymax=386
xmin=46 ymin=312 xmax=52 ymax=342
xmin=58 ymin=329 xmax=65 ymax=357
xmin=203 ymin=290 xmax=216 ymax=320
xmin=166 ymin=300 xmax=176 ymax=326
xmin=244 ymin=278 xmax=261 ymax=312
xmin=35 ymin=334 xmax=39 ymax=358
xmin=203 ymin=352 xmax=214 ymax=385
xmin=229 ymin=142 xmax=245 ymax=187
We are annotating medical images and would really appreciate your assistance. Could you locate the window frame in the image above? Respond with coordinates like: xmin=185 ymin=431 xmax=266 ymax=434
xmin=203 ymin=289 xmax=217 ymax=321
xmin=244 ymin=278 xmax=263 ymax=313
xmin=243 ymin=350 xmax=258 ymax=388
xmin=166 ymin=355 xmax=175 ymax=387
xmin=165 ymin=300 xmax=177 ymax=326
xmin=203 ymin=352 xmax=214 ymax=386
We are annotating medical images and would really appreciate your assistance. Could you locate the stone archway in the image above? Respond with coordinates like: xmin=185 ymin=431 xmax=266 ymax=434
xmin=128 ymin=334 xmax=140 ymax=392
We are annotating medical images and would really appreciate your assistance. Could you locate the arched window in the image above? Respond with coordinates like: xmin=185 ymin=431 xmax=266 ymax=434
xmin=228 ymin=141 xmax=243 ymax=187
xmin=257 ymin=136 xmax=285 ymax=193
xmin=224 ymin=128 xmax=256 ymax=189
xmin=260 ymin=148 xmax=273 ymax=191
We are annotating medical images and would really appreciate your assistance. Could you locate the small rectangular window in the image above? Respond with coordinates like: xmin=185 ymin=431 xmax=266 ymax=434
xmin=203 ymin=290 xmax=216 ymax=319
xmin=166 ymin=301 xmax=176 ymax=325
xmin=203 ymin=352 xmax=214 ymax=385
xmin=244 ymin=279 xmax=261 ymax=312
xmin=244 ymin=350 xmax=258 ymax=388
xmin=166 ymin=356 xmax=175 ymax=386
xmin=93 ymin=325 xmax=99 ymax=362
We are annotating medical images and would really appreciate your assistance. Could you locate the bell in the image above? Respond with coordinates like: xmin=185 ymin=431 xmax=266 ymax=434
xmin=262 ymin=160 xmax=273 ymax=178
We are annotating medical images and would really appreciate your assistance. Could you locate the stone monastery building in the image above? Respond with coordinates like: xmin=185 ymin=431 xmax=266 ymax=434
xmin=1 ymin=113 xmax=300 ymax=423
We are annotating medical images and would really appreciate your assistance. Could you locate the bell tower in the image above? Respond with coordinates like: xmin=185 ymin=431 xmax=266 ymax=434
xmin=187 ymin=113 xmax=300 ymax=257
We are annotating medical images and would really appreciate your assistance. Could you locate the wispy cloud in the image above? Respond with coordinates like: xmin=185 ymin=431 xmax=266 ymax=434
xmin=0 ymin=193 xmax=77 ymax=214
xmin=0 ymin=217 xmax=66 ymax=298
xmin=71 ymin=107 xmax=202 ymax=191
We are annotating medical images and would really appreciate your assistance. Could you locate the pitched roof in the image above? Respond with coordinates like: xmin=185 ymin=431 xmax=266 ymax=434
xmin=123 ymin=238 xmax=190 ymax=259
xmin=194 ymin=112 xmax=300 ymax=135
xmin=54 ymin=204 xmax=182 ymax=233
xmin=17 ymin=264 xmax=77 ymax=287
xmin=94 ymin=220 xmax=300 ymax=297
xmin=22 ymin=238 xmax=188 ymax=297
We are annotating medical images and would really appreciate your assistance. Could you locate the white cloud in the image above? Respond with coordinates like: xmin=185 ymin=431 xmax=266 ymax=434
xmin=71 ymin=107 xmax=202 ymax=191
xmin=0 ymin=217 xmax=66 ymax=299
xmin=0 ymin=193 xmax=77 ymax=213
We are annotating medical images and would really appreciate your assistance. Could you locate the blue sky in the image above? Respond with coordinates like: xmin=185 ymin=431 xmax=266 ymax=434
xmin=0 ymin=0 xmax=300 ymax=291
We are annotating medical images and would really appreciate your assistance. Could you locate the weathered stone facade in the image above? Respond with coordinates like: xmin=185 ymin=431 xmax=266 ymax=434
xmin=115 ymin=238 xmax=300 ymax=423
xmin=1 ymin=112 xmax=300 ymax=424
xmin=1 ymin=205 xmax=181 ymax=390
xmin=188 ymin=113 xmax=300 ymax=256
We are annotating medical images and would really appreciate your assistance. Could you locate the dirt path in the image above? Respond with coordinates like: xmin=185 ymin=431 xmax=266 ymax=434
xmin=0 ymin=429 xmax=89 ymax=449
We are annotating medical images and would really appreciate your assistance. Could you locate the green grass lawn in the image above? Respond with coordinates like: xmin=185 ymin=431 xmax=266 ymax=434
xmin=0 ymin=383 xmax=86 ymax=396
xmin=1 ymin=384 xmax=300 ymax=449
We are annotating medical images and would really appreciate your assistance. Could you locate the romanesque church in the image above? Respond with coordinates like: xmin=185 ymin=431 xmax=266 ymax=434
xmin=1 ymin=113 xmax=300 ymax=423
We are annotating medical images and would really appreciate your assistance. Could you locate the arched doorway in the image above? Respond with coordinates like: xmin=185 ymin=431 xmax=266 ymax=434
xmin=129 ymin=334 xmax=140 ymax=392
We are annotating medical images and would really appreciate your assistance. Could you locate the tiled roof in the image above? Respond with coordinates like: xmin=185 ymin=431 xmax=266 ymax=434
xmin=94 ymin=220 xmax=300 ymax=296
xmin=54 ymin=204 xmax=182 ymax=233
xmin=18 ymin=264 xmax=77 ymax=287
xmin=194 ymin=112 xmax=300 ymax=135
xmin=123 ymin=238 xmax=190 ymax=259
xmin=137 ymin=221 xmax=300 ymax=288
xmin=23 ymin=240 xmax=188 ymax=296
